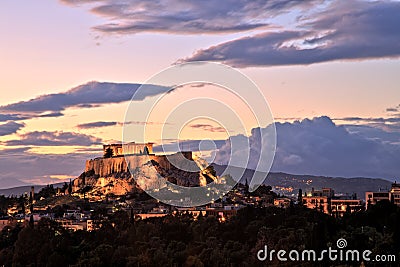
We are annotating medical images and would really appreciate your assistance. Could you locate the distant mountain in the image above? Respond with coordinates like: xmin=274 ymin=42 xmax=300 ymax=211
xmin=0 ymin=183 xmax=64 ymax=197
xmin=0 ymin=178 xmax=28 ymax=189
xmin=211 ymin=164 xmax=392 ymax=199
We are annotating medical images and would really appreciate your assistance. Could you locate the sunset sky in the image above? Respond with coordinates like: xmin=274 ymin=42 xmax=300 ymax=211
xmin=0 ymin=0 xmax=399 ymax=188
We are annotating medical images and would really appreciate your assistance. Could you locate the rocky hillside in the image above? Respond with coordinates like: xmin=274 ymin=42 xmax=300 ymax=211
xmin=73 ymin=153 xmax=216 ymax=196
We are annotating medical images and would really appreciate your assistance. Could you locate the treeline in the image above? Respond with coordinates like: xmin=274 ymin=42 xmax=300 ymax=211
xmin=0 ymin=201 xmax=399 ymax=266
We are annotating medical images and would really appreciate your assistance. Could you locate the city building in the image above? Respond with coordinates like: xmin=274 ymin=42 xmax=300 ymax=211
xmin=63 ymin=209 xmax=87 ymax=220
xmin=365 ymin=191 xmax=390 ymax=208
xmin=7 ymin=205 xmax=19 ymax=216
xmin=135 ymin=206 xmax=169 ymax=220
xmin=302 ymin=188 xmax=333 ymax=214
xmin=174 ymin=207 xmax=207 ymax=219
xmin=390 ymin=182 xmax=400 ymax=206
xmin=135 ymin=213 xmax=168 ymax=220
xmin=365 ymin=182 xmax=400 ymax=209
xmin=0 ymin=217 xmax=14 ymax=231
xmin=303 ymin=195 xmax=330 ymax=213
xmin=56 ymin=219 xmax=86 ymax=231
xmin=274 ymin=197 xmax=292 ymax=209
xmin=310 ymin=187 xmax=335 ymax=197
xmin=303 ymin=188 xmax=363 ymax=216
xmin=331 ymin=198 xmax=363 ymax=216
xmin=205 ymin=204 xmax=244 ymax=221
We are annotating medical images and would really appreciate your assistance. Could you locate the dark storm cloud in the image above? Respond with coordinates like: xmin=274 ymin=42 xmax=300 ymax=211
xmin=60 ymin=0 xmax=400 ymax=66
xmin=343 ymin=125 xmax=400 ymax=144
xmin=60 ymin=0 xmax=322 ymax=34
xmin=0 ymin=82 xmax=168 ymax=114
xmin=0 ymin=121 xmax=25 ymax=136
xmin=2 ymin=131 xmax=102 ymax=146
xmin=0 ymin=114 xmax=29 ymax=122
xmin=215 ymin=116 xmax=400 ymax=180
xmin=183 ymin=0 xmax=400 ymax=66
xmin=0 ymin=82 xmax=169 ymax=122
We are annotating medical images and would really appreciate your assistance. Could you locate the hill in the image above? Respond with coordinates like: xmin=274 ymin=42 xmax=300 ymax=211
xmin=211 ymin=164 xmax=392 ymax=199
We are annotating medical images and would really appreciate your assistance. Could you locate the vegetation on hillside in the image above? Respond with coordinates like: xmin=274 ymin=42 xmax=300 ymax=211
xmin=0 ymin=201 xmax=399 ymax=266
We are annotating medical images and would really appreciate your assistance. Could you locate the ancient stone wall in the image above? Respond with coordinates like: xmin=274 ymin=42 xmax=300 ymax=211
xmin=85 ymin=152 xmax=193 ymax=177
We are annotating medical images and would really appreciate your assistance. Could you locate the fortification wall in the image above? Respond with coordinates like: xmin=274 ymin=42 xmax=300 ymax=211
xmin=85 ymin=152 xmax=193 ymax=177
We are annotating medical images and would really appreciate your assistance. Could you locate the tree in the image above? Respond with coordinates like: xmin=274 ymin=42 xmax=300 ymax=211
xmin=143 ymin=146 xmax=150 ymax=155
xmin=346 ymin=204 xmax=351 ymax=214
xmin=104 ymin=147 xmax=114 ymax=158
xmin=130 ymin=207 xmax=135 ymax=224
xmin=204 ymin=165 xmax=217 ymax=177
xmin=12 ymin=227 xmax=42 ymax=265
xmin=68 ymin=179 xmax=72 ymax=195
xmin=29 ymin=215 xmax=34 ymax=228
xmin=18 ymin=195 xmax=25 ymax=215
xmin=81 ymin=185 xmax=92 ymax=200
xmin=61 ymin=182 xmax=68 ymax=192
xmin=298 ymin=189 xmax=303 ymax=206
xmin=37 ymin=185 xmax=56 ymax=199
xmin=244 ymin=179 xmax=249 ymax=193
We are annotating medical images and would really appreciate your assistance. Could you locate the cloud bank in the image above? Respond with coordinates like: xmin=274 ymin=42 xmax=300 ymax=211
xmin=60 ymin=0 xmax=320 ymax=35
xmin=0 ymin=81 xmax=169 ymax=122
xmin=0 ymin=121 xmax=25 ymax=136
xmin=183 ymin=0 xmax=400 ymax=66
xmin=59 ymin=0 xmax=400 ymax=67
xmin=215 ymin=116 xmax=400 ymax=180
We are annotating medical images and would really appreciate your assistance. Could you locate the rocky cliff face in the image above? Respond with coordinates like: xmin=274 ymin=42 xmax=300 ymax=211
xmin=84 ymin=152 xmax=194 ymax=177
xmin=73 ymin=152 xmax=212 ymax=196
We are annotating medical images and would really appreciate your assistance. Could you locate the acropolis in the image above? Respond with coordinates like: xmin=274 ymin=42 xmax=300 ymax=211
xmin=103 ymin=142 xmax=154 ymax=156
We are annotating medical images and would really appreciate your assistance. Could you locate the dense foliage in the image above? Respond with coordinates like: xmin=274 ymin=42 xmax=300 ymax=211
xmin=0 ymin=201 xmax=399 ymax=267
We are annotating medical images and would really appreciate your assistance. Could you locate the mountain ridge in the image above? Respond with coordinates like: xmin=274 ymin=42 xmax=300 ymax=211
xmin=211 ymin=164 xmax=392 ymax=199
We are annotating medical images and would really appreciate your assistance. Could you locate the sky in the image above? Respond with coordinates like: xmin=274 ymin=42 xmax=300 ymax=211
xmin=0 ymin=0 xmax=399 ymax=188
